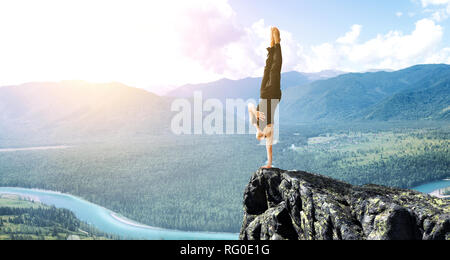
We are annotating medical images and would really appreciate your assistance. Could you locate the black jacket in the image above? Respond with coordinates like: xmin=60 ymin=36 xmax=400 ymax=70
xmin=260 ymin=43 xmax=282 ymax=100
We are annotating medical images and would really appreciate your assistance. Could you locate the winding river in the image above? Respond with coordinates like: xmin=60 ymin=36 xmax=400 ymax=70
xmin=0 ymin=179 xmax=448 ymax=240
xmin=0 ymin=187 xmax=238 ymax=240
xmin=412 ymin=179 xmax=450 ymax=194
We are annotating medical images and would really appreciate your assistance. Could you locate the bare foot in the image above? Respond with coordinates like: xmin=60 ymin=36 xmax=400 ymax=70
xmin=261 ymin=165 xmax=272 ymax=169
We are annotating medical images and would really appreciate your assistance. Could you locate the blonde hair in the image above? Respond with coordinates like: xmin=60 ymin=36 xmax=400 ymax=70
xmin=271 ymin=27 xmax=281 ymax=47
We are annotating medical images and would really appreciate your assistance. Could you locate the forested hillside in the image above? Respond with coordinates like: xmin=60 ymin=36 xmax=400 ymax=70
xmin=0 ymin=196 xmax=113 ymax=240
xmin=358 ymin=77 xmax=450 ymax=120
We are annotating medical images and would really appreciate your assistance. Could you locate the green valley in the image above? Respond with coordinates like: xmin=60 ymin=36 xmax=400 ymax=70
xmin=0 ymin=121 xmax=448 ymax=233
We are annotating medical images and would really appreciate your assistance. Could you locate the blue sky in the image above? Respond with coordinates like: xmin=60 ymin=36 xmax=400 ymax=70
xmin=230 ymin=0 xmax=425 ymax=45
xmin=1 ymin=0 xmax=450 ymax=92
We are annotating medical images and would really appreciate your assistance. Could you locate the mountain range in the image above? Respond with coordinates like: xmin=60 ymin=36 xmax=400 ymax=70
xmin=281 ymin=64 xmax=450 ymax=122
xmin=0 ymin=65 xmax=448 ymax=143
xmin=166 ymin=70 xmax=346 ymax=100
xmin=168 ymin=64 xmax=449 ymax=122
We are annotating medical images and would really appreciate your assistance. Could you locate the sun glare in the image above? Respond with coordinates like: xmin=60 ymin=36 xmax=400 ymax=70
xmin=0 ymin=0 xmax=224 ymax=90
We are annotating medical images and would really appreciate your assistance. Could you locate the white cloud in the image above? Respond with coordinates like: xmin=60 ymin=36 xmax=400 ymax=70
xmin=177 ymin=17 xmax=305 ymax=80
xmin=174 ymin=0 xmax=244 ymax=74
xmin=396 ymin=12 xmax=404 ymax=17
xmin=204 ymin=17 xmax=447 ymax=80
xmin=420 ymin=0 xmax=450 ymax=21
xmin=293 ymin=19 xmax=445 ymax=72
xmin=421 ymin=0 xmax=450 ymax=7
xmin=337 ymin=25 xmax=362 ymax=44
xmin=424 ymin=47 xmax=450 ymax=63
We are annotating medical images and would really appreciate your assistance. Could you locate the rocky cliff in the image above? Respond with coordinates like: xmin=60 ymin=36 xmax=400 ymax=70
xmin=240 ymin=168 xmax=450 ymax=240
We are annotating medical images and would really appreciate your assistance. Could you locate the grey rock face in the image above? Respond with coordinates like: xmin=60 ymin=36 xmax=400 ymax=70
xmin=240 ymin=168 xmax=450 ymax=240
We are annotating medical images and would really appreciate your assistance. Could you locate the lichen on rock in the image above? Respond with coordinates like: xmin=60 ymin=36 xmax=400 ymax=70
xmin=240 ymin=168 xmax=450 ymax=240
